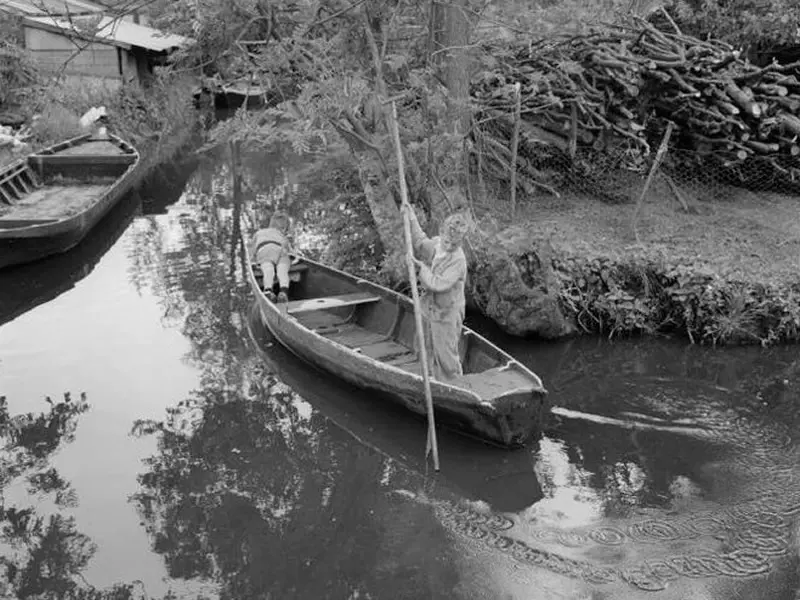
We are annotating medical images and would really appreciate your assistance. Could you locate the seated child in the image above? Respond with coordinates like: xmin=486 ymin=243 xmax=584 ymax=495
xmin=250 ymin=211 xmax=293 ymax=303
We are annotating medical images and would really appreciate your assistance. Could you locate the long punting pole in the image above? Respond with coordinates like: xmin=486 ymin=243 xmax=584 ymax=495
xmin=389 ymin=101 xmax=440 ymax=471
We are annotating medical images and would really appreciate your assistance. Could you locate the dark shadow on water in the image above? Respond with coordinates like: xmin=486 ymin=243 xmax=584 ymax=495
xmin=0 ymin=191 xmax=142 ymax=328
xmin=138 ymin=155 xmax=200 ymax=216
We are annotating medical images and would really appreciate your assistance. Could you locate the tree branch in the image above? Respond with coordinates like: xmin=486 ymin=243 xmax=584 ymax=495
xmin=304 ymin=0 xmax=369 ymax=35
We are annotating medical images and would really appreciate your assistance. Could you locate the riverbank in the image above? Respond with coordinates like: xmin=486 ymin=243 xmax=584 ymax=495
xmin=480 ymin=184 xmax=800 ymax=346
xmin=0 ymin=76 xmax=200 ymax=180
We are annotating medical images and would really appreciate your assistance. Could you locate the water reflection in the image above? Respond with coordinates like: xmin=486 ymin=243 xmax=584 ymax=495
xmin=0 ymin=155 xmax=206 ymax=599
xmin=130 ymin=353 xmax=464 ymax=600
xmin=0 ymin=393 xmax=99 ymax=599
xmin=2 ymin=133 xmax=800 ymax=599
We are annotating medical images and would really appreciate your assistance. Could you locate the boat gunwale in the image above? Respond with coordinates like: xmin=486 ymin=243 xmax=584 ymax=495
xmin=248 ymin=255 xmax=547 ymax=406
xmin=0 ymin=133 xmax=140 ymax=238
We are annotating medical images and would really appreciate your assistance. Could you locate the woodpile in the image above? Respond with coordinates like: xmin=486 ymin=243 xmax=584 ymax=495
xmin=471 ymin=17 xmax=800 ymax=193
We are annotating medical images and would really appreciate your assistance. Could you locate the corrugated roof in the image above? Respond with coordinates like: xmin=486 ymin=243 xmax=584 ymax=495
xmin=24 ymin=14 xmax=192 ymax=52
xmin=0 ymin=0 xmax=104 ymax=15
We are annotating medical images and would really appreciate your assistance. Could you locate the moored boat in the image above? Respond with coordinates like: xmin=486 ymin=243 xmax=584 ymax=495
xmin=0 ymin=133 xmax=140 ymax=270
xmin=247 ymin=256 xmax=549 ymax=448
xmin=193 ymin=76 xmax=270 ymax=110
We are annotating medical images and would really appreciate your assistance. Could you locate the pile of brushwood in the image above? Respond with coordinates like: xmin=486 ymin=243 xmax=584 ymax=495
xmin=472 ymin=17 xmax=800 ymax=196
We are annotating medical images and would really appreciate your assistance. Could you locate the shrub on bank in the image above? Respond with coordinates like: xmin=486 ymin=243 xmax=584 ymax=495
xmin=22 ymin=74 xmax=198 ymax=167
xmin=552 ymin=255 xmax=800 ymax=346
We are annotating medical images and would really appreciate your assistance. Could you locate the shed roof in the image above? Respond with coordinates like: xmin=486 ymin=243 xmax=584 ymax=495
xmin=23 ymin=14 xmax=192 ymax=52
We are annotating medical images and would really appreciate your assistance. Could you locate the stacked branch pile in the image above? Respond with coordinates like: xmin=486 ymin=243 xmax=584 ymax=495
xmin=471 ymin=19 xmax=800 ymax=193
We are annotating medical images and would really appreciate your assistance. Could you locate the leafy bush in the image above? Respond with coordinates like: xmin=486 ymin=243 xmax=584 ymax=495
xmin=666 ymin=0 xmax=800 ymax=59
xmin=19 ymin=74 xmax=197 ymax=156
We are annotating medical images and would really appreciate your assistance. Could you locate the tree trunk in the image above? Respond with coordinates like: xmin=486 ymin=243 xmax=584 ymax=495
xmin=357 ymin=155 xmax=406 ymax=272
xmin=431 ymin=0 xmax=472 ymax=134
xmin=431 ymin=0 xmax=474 ymax=192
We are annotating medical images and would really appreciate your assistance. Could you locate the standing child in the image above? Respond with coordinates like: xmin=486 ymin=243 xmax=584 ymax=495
xmin=250 ymin=211 xmax=293 ymax=303
xmin=401 ymin=204 xmax=470 ymax=381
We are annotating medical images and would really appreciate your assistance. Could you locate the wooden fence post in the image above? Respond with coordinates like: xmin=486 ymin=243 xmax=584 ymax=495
xmin=509 ymin=82 xmax=522 ymax=218
xmin=632 ymin=121 xmax=675 ymax=243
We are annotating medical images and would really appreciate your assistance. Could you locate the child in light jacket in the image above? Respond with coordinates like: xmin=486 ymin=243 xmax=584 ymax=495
xmin=250 ymin=211 xmax=293 ymax=303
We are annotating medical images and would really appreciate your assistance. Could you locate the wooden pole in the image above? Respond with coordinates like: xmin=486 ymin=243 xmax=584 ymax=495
xmin=389 ymin=101 xmax=440 ymax=471
xmin=509 ymin=82 xmax=522 ymax=219
xmin=632 ymin=121 xmax=675 ymax=243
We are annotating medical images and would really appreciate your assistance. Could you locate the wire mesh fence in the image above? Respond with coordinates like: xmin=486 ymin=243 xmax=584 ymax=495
xmin=470 ymin=119 xmax=800 ymax=226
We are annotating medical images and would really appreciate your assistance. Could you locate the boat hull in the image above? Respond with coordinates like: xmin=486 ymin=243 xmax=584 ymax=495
xmin=0 ymin=134 xmax=140 ymax=270
xmin=249 ymin=263 xmax=549 ymax=448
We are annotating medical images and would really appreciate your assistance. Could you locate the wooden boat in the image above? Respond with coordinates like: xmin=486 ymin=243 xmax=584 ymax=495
xmin=0 ymin=133 xmax=140 ymax=270
xmin=248 ymin=256 xmax=549 ymax=448
xmin=246 ymin=303 xmax=544 ymax=512
xmin=193 ymin=76 xmax=270 ymax=110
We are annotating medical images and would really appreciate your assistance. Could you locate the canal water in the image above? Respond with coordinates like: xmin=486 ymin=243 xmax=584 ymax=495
xmin=1 ymin=143 xmax=799 ymax=600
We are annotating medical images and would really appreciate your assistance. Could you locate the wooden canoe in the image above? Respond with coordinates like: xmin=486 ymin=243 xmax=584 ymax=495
xmin=246 ymin=303 xmax=544 ymax=511
xmin=248 ymin=256 xmax=549 ymax=448
xmin=0 ymin=133 xmax=140 ymax=270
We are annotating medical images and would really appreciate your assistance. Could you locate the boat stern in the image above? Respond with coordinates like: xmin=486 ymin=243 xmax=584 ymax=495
xmin=490 ymin=388 xmax=551 ymax=447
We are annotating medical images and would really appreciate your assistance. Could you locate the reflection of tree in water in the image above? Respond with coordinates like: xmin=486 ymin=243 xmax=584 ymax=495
xmin=0 ymin=394 xmax=127 ymax=598
xmin=132 ymin=361 xmax=460 ymax=600
xmin=126 ymin=144 xmax=254 ymax=347
xmin=1 ymin=394 xmax=208 ymax=600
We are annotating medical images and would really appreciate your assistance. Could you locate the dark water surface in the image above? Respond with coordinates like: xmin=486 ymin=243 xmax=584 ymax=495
xmin=1 ymin=145 xmax=800 ymax=600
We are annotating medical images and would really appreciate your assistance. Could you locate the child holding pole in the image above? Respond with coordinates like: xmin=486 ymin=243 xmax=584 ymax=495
xmin=401 ymin=204 xmax=470 ymax=381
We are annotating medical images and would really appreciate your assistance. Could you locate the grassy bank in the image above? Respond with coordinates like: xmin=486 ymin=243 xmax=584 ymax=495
xmin=489 ymin=188 xmax=800 ymax=346
xmin=2 ymin=75 xmax=199 ymax=177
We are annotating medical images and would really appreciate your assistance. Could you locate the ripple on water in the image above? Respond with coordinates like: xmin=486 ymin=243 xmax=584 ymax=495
xmin=588 ymin=526 xmax=627 ymax=546
xmin=620 ymin=564 xmax=670 ymax=592
xmin=733 ymin=526 xmax=791 ymax=557
xmin=627 ymin=519 xmax=684 ymax=543
xmin=681 ymin=513 xmax=729 ymax=540
xmin=434 ymin=496 xmax=787 ymax=592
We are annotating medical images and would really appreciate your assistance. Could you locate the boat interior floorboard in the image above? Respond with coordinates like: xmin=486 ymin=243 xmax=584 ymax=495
xmin=296 ymin=311 xmax=350 ymax=331
xmin=54 ymin=141 xmax=126 ymax=156
xmin=0 ymin=184 xmax=108 ymax=219
xmin=356 ymin=339 xmax=410 ymax=360
xmin=322 ymin=324 xmax=388 ymax=347
xmin=295 ymin=309 xmax=424 ymax=375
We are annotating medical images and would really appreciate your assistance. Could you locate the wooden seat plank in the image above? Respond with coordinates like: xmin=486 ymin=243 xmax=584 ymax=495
xmin=286 ymin=292 xmax=381 ymax=314
xmin=24 ymin=168 xmax=42 ymax=189
xmin=0 ymin=184 xmax=15 ymax=205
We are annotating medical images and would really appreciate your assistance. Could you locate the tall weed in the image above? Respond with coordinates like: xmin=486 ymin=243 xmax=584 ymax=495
xmin=22 ymin=74 xmax=197 ymax=154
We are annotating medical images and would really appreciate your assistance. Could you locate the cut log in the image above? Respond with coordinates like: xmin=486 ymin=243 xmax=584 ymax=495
xmin=725 ymin=82 xmax=761 ymax=118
